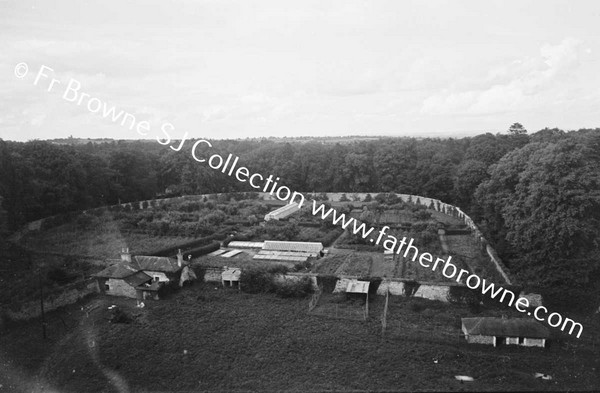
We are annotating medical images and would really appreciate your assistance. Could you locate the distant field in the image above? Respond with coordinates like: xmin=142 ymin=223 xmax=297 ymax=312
xmin=1 ymin=285 xmax=598 ymax=392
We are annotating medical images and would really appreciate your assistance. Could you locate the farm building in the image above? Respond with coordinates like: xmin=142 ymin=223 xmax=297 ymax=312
xmin=253 ymin=240 xmax=324 ymax=263
xmin=262 ymin=241 xmax=323 ymax=255
xmin=264 ymin=202 xmax=301 ymax=221
xmin=93 ymin=248 xmax=196 ymax=299
xmin=461 ymin=317 xmax=550 ymax=348
xmin=93 ymin=263 xmax=153 ymax=299
xmin=121 ymin=248 xmax=196 ymax=287
xmin=227 ymin=241 xmax=264 ymax=249
xmin=222 ymin=266 xmax=241 ymax=289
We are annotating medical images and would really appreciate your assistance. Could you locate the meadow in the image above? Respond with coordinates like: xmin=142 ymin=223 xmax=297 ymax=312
xmin=1 ymin=283 xmax=598 ymax=392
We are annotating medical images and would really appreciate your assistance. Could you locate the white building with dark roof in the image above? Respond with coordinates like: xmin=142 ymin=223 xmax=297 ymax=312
xmin=461 ymin=317 xmax=550 ymax=348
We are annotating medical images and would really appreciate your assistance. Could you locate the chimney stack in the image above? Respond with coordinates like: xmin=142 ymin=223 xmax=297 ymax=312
xmin=177 ymin=249 xmax=183 ymax=267
xmin=120 ymin=247 xmax=131 ymax=263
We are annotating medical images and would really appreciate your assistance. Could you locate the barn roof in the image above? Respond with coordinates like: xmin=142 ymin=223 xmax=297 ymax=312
xmin=123 ymin=271 xmax=153 ymax=287
xmin=263 ymin=241 xmax=323 ymax=253
xmin=228 ymin=241 xmax=265 ymax=249
xmin=93 ymin=262 xmax=139 ymax=279
xmin=131 ymin=255 xmax=182 ymax=273
xmin=222 ymin=267 xmax=241 ymax=281
xmin=462 ymin=317 xmax=550 ymax=339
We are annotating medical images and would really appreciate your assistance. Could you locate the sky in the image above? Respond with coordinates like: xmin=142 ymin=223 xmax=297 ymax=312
xmin=1 ymin=0 xmax=600 ymax=142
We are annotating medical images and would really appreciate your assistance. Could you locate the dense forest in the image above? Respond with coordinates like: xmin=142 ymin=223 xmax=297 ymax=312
xmin=0 ymin=127 xmax=599 ymax=310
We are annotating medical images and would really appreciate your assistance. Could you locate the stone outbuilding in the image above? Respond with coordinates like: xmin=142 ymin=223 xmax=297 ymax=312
xmin=93 ymin=263 xmax=153 ymax=299
xmin=93 ymin=248 xmax=196 ymax=299
xmin=461 ymin=317 xmax=550 ymax=348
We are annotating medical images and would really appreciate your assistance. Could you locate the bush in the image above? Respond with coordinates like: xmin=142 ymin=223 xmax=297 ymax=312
xmin=274 ymin=277 xmax=313 ymax=298
xmin=409 ymin=301 xmax=426 ymax=313
xmin=109 ymin=307 xmax=132 ymax=324
xmin=317 ymin=275 xmax=339 ymax=293
xmin=414 ymin=210 xmax=432 ymax=220
xmin=447 ymin=286 xmax=481 ymax=308
xmin=293 ymin=261 xmax=312 ymax=272
xmin=363 ymin=194 xmax=372 ymax=202
xmin=47 ymin=267 xmax=76 ymax=285
xmin=240 ymin=268 xmax=276 ymax=294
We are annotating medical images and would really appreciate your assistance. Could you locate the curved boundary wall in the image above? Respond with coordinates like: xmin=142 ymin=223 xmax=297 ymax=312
xmin=15 ymin=191 xmax=513 ymax=286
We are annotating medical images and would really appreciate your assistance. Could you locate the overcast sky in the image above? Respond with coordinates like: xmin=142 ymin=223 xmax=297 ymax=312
xmin=1 ymin=0 xmax=600 ymax=142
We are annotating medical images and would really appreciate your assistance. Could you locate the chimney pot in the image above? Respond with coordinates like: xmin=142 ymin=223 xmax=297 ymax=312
xmin=120 ymin=247 xmax=131 ymax=263
xmin=177 ymin=249 xmax=183 ymax=268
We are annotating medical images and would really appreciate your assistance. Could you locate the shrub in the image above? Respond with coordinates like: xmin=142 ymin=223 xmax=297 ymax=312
xmin=293 ymin=261 xmax=312 ymax=272
xmin=339 ymin=194 xmax=349 ymax=202
xmin=447 ymin=286 xmax=481 ymax=307
xmin=274 ymin=277 xmax=313 ymax=298
xmin=363 ymin=194 xmax=372 ymax=202
xmin=47 ymin=267 xmax=76 ymax=285
xmin=409 ymin=301 xmax=426 ymax=313
xmin=109 ymin=307 xmax=132 ymax=324
xmin=240 ymin=268 xmax=276 ymax=294
xmin=414 ymin=210 xmax=432 ymax=220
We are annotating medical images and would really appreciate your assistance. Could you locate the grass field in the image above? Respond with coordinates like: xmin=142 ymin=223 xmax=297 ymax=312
xmin=1 ymin=283 xmax=599 ymax=392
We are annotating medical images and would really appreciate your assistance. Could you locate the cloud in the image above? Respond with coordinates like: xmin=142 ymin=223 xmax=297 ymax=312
xmin=420 ymin=38 xmax=588 ymax=116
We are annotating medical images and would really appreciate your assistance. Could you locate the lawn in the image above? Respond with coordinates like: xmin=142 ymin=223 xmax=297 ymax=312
xmin=2 ymin=283 xmax=598 ymax=392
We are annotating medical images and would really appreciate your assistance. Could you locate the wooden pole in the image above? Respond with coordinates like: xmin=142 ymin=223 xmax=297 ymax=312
xmin=39 ymin=270 xmax=47 ymax=339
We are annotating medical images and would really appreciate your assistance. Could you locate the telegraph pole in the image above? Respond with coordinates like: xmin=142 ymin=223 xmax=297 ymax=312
xmin=35 ymin=251 xmax=47 ymax=339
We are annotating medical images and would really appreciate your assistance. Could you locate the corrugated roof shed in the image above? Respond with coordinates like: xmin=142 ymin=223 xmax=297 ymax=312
xmin=222 ymin=268 xmax=241 ymax=281
xmin=346 ymin=279 xmax=370 ymax=294
xmin=462 ymin=317 xmax=550 ymax=339
xmin=263 ymin=241 xmax=323 ymax=253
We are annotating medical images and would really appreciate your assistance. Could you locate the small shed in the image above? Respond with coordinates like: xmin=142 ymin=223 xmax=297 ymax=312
xmin=346 ymin=279 xmax=370 ymax=317
xmin=461 ymin=317 xmax=550 ymax=348
xmin=135 ymin=280 xmax=163 ymax=300
xmin=222 ymin=267 xmax=241 ymax=289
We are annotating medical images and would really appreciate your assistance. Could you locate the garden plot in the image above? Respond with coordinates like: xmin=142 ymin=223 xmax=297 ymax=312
xmin=444 ymin=234 xmax=506 ymax=284
xmin=369 ymin=253 xmax=397 ymax=278
xmin=334 ymin=253 xmax=373 ymax=277
xmin=311 ymin=254 xmax=347 ymax=275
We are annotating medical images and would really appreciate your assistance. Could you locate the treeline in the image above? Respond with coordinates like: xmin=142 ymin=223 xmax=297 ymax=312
xmin=0 ymin=128 xmax=599 ymax=310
